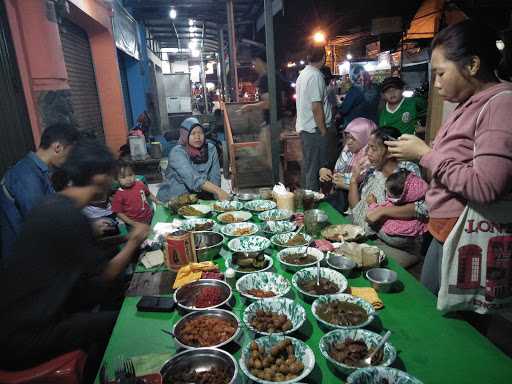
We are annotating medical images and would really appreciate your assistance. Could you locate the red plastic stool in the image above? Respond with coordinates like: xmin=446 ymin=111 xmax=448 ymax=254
xmin=0 ymin=350 xmax=86 ymax=384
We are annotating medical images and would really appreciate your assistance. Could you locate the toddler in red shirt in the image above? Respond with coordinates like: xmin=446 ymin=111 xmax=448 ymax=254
xmin=112 ymin=162 xmax=156 ymax=225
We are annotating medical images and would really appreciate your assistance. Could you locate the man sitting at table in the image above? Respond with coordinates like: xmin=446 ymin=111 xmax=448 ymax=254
xmin=0 ymin=140 xmax=149 ymax=383
xmin=0 ymin=123 xmax=80 ymax=260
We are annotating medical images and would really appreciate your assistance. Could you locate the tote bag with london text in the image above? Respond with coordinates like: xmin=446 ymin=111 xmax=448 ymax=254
xmin=437 ymin=91 xmax=512 ymax=314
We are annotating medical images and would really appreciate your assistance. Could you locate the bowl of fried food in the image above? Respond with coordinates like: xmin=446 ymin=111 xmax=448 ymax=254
xmin=270 ymin=232 xmax=312 ymax=249
xmin=221 ymin=222 xmax=260 ymax=237
xmin=178 ymin=204 xmax=212 ymax=219
xmin=161 ymin=347 xmax=238 ymax=384
xmin=167 ymin=193 xmax=198 ymax=213
xmin=243 ymin=298 xmax=306 ymax=336
xmin=236 ymin=272 xmax=291 ymax=301
xmin=217 ymin=210 xmax=252 ymax=224
xmin=319 ymin=329 xmax=396 ymax=375
xmin=239 ymin=337 xmax=315 ymax=384
xmin=213 ymin=200 xmax=244 ymax=212
xmin=277 ymin=246 xmax=324 ymax=272
xmin=172 ymin=308 xmax=241 ymax=349
xmin=312 ymin=293 xmax=376 ymax=331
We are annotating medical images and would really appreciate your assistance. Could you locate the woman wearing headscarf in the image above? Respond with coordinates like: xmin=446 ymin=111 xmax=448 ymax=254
xmin=318 ymin=117 xmax=376 ymax=212
xmin=339 ymin=64 xmax=380 ymax=125
xmin=157 ymin=117 xmax=230 ymax=202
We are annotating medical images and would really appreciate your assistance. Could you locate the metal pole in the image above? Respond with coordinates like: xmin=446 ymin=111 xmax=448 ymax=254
xmin=200 ymin=53 xmax=209 ymax=114
xmin=226 ymin=0 xmax=239 ymax=102
xmin=200 ymin=23 xmax=209 ymax=114
xmin=264 ymin=0 xmax=280 ymax=183
xmin=219 ymin=28 xmax=228 ymax=102
xmin=330 ymin=44 xmax=335 ymax=72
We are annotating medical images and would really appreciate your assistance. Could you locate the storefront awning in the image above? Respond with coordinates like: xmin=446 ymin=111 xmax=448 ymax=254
xmin=404 ymin=0 xmax=444 ymax=40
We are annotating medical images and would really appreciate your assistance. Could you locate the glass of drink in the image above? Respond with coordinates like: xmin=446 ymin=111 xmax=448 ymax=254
xmin=303 ymin=191 xmax=315 ymax=210
xmin=294 ymin=189 xmax=305 ymax=211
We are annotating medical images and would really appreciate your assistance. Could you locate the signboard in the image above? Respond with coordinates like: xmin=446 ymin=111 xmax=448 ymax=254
xmin=112 ymin=0 xmax=140 ymax=60
xmin=371 ymin=17 xmax=403 ymax=35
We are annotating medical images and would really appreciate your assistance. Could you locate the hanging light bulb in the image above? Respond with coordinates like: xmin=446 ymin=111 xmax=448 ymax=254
xmin=189 ymin=19 xmax=194 ymax=26
xmin=169 ymin=8 xmax=177 ymax=19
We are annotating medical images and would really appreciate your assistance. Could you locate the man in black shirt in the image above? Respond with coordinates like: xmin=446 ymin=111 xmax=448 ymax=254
xmin=0 ymin=141 xmax=149 ymax=382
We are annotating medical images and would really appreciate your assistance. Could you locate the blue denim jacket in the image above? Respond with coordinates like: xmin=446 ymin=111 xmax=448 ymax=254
xmin=0 ymin=152 xmax=55 ymax=259
xmin=157 ymin=143 xmax=220 ymax=202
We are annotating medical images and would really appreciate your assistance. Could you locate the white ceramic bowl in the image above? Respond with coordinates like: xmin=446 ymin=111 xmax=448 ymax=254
xmin=243 ymin=298 xmax=306 ymax=335
xmin=278 ymin=246 xmax=324 ymax=272
xmin=319 ymin=329 xmax=397 ymax=375
xmin=311 ymin=293 xmax=376 ymax=330
xmin=227 ymin=235 xmax=271 ymax=253
xmin=291 ymin=267 xmax=348 ymax=302
xmin=217 ymin=210 xmax=252 ymax=224
xmin=236 ymin=272 xmax=291 ymax=301
xmin=239 ymin=336 xmax=315 ymax=384
xmin=221 ymin=222 xmax=260 ymax=237
xmin=271 ymin=232 xmax=312 ymax=249
xmin=178 ymin=204 xmax=212 ymax=219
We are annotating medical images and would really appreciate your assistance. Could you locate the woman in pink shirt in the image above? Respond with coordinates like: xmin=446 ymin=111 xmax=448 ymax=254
xmin=387 ymin=20 xmax=512 ymax=294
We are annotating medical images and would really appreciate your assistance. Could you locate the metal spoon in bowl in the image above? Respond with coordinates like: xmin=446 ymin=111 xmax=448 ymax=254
xmin=362 ymin=330 xmax=392 ymax=367
xmin=161 ymin=329 xmax=177 ymax=338
xmin=316 ymin=258 xmax=321 ymax=286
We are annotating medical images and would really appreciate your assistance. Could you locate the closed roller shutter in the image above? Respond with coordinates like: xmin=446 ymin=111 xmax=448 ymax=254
xmin=0 ymin=0 xmax=34 ymax=176
xmin=59 ymin=19 xmax=104 ymax=139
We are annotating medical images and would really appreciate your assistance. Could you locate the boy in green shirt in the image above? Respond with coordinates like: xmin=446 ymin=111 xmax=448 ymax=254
xmin=379 ymin=77 xmax=427 ymax=135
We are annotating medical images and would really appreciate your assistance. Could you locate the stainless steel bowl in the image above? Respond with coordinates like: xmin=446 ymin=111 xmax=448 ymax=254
xmin=174 ymin=279 xmax=232 ymax=311
xmin=366 ymin=268 xmax=398 ymax=292
xmin=193 ymin=231 xmax=224 ymax=262
xmin=236 ymin=193 xmax=260 ymax=201
xmin=172 ymin=308 xmax=241 ymax=349
xmin=327 ymin=253 xmax=357 ymax=276
xmin=160 ymin=347 xmax=238 ymax=384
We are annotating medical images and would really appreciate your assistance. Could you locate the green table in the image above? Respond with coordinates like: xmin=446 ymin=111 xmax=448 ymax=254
xmin=97 ymin=202 xmax=512 ymax=384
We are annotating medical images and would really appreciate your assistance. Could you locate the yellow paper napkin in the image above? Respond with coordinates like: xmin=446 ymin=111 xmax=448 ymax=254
xmin=350 ymin=287 xmax=384 ymax=310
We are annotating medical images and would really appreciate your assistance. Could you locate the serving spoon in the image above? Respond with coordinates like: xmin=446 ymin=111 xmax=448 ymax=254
xmin=316 ymin=258 xmax=321 ymax=286
xmin=362 ymin=330 xmax=391 ymax=366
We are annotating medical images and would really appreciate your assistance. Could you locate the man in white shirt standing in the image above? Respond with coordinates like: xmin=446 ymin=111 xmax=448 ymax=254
xmin=295 ymin=45 xmax=328 ymax=191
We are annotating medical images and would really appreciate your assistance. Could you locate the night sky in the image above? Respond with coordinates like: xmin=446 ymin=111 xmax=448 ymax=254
xmin=265 ymin=0 xmax=422 ymax=64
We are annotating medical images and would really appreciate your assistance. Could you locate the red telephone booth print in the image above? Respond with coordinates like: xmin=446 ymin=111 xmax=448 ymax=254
xmin=456 ymin=244 xmax=482 ymax=289
xmin=485 ymin=236 xmax=512 ymax=300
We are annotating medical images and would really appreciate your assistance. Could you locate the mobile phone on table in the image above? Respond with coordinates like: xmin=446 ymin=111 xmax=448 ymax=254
xmin=137 ymin=296 xmax=176 ymax=312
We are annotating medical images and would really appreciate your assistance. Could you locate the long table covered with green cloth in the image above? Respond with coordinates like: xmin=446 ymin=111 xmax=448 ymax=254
xmin=96 ymin=202 xmax=512 ymax=384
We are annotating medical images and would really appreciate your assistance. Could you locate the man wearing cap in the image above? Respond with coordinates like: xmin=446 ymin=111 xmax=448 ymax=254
xmin=379 ymin=77 xmax=427 ymax=136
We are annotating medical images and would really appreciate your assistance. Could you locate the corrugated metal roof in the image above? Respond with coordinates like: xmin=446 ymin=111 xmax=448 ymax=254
xmin=125 ymin=0 xmax=263 ymax=55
